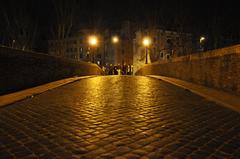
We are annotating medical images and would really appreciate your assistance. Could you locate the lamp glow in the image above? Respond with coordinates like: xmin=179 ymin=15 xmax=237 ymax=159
xmin=143 ymin=37 xmax=151 ymax=47
xmin=112 ymin=36 xmax=119 ymax=43
xmin=88 ymin=35 xmax=98 ymax=46
xmin=200 ymin=36 xmax=205 ymax=43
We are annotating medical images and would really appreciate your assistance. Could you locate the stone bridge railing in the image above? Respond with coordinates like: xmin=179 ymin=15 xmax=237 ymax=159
xmin=0 ymin=46 xmax=103 ymax=95
xmin=136 ymin=44 xmax=240 ymax=96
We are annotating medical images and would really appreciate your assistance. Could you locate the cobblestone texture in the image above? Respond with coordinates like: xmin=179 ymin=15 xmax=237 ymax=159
xmin=0 ymin=76 xmax=239 ymax=159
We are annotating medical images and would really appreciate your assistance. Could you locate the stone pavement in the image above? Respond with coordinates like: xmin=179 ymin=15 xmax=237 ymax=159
xmin=0 ymin=76 xmax=94 ymax=107
xmin=147 ymin=75 xmax=240 ymax=112
xmin=0 ymin=76 xmax=239 ymax=159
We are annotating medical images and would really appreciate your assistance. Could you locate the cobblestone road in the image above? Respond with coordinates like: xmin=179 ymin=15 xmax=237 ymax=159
xmin=0 ymin=76 xmax=240 ymax=159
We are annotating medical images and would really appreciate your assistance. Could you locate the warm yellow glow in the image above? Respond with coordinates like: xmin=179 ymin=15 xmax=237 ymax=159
xmin=200 ymin=36 xmax=205 ymax=43
xmin=88 ymin=35 xmax=98 ymax=46
xmin=142 ymin=37 xmax=151 ymax=47
xmin=112 ymin=36 xmax=119 ymax=43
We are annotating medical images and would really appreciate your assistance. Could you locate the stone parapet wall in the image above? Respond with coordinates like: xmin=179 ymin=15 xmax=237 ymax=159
xmin=0 ymin=47 xmax=103 ymax=95
xmin=136 ymin=44 xmax=240 ymax=95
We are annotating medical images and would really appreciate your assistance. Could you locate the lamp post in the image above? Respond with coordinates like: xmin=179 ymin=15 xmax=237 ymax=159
xmin=12 ymin=40 xmax=16 ymax=48
xmin=112 ymin=35 xmax=120 ymax=63
xmin=88 ymin=35 xmax=98 ymax=63
xmin=112 ymin=35 xmax=122 ymax=74
xmin=142 ymin=37 xmax=151 ymax=64
xmin=200 ymin=36 xmax=205 ymax=51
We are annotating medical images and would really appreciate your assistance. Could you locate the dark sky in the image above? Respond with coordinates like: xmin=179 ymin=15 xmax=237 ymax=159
xmin=2 ymin=0 xmax=238 ymax=29
xmin=1 ymin=0 xmax=239 ymax=30
xmin=1 ymin=0 xmax=239 ymax=51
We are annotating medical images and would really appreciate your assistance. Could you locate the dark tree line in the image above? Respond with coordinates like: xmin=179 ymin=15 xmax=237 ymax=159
xmin=0 ymin=0 xmax=239 ymax=52
xmin=51 ymin=0 xmax=77 ymax=40
xmin=0 ymin=0 xmax=38 ymax=51
xmin=0 ymin=0 xmax=79 ymax=52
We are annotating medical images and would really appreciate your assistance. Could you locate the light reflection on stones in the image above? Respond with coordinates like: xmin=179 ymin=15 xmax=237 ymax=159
xmin=1 ymin=76 xmax=239 ymax=158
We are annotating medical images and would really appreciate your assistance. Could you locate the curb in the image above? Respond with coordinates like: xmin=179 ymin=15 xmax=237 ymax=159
xmin=0 ymin=76 xmax=97 ymax=107
xmin=147 ymin=75 xmax=240 ymax=113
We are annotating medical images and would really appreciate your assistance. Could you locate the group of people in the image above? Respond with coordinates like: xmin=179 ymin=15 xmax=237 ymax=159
xmin=102 ymin=65 xmax=132 ymax=75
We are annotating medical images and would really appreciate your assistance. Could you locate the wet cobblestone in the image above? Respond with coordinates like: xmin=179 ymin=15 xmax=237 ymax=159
xmin=0 ymin=76 xmax=239 ymax=159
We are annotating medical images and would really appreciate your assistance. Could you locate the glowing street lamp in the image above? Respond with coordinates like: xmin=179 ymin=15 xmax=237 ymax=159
xmin=88 ymin=35 xmax=98 ymax=47
xmin=112 ymin=36 xmax=119 ymax=44
xmin=200 ymin=36 xmax=205 ymax=43
xmin=200 ymin=36 xmax=206 ymax=51
xmin=142 ymin=37 xmax=151 ymax=64
xmin=143 ymin=37 xmax=151 ymax=47
xmin=88 ymin=35 xmax=98 ymax=63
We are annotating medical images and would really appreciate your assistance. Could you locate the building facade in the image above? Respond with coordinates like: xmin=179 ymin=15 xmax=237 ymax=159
xmin=133 ymin=29 xmax=192 ymax=74
xmin=48 ymin=22 xmax=135 ymax=74
xmin=48 ymin=29 xmax=105 ymax=65
xmin=48 ymin=23 xmax=192 ymax=75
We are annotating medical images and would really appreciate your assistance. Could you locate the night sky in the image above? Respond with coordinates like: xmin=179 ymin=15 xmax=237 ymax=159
xmin=1 ymin=0 xmax=239 ymax=51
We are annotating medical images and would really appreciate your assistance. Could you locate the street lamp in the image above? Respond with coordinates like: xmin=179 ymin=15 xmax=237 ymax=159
xmin=112 ymin=35 xmax=124 ymax=74
xmin=112 ymin=36 xmax=119 ymax=44
xmin=200 ymin=36 xmax=205 ymax=43
xmin=88 ymin=35 xmax=98 ymax=63
xmin=142 ymin=37 xmax=151 ymax=64
xmin=200 ymin=36 xmax=205 ymax=51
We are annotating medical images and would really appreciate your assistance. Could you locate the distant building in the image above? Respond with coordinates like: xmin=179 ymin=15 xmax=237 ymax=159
xmin=107 ymin=21 xmax=135 ymax=74
xmin=48 ymin=23 xmax=192 ymax=75
xmin=133 ymin=29 xmax=192 ymax=74
xmin=48 ymin=29 xmax=105 ymax=65
xmin=48 ymin=22 xmax=135 ymax=74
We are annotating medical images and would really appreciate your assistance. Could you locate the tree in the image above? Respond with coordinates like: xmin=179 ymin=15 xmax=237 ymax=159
xmin=51 ymin=0 xmax=77 ymax=40
xmin=50 ymin=0 xmax=78 ymax=56
xmin=0 ymin=0 xmax=38 ymax=51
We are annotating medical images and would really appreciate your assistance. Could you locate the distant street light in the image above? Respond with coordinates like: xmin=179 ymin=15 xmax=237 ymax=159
xmin=88 ymin=35 xmax=98 ymax=46
xmin=88 ymin=35 xmax=98 ymax=63
xmin=200 ymin=36 xmax=205 ymax=43
xmin=200 ymin=36 xmax=206 ymax=51
xmin=112 ymin=36 xmax=119 ymax=44
xmin=142 ymin=37 xmax=151 ymax=64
